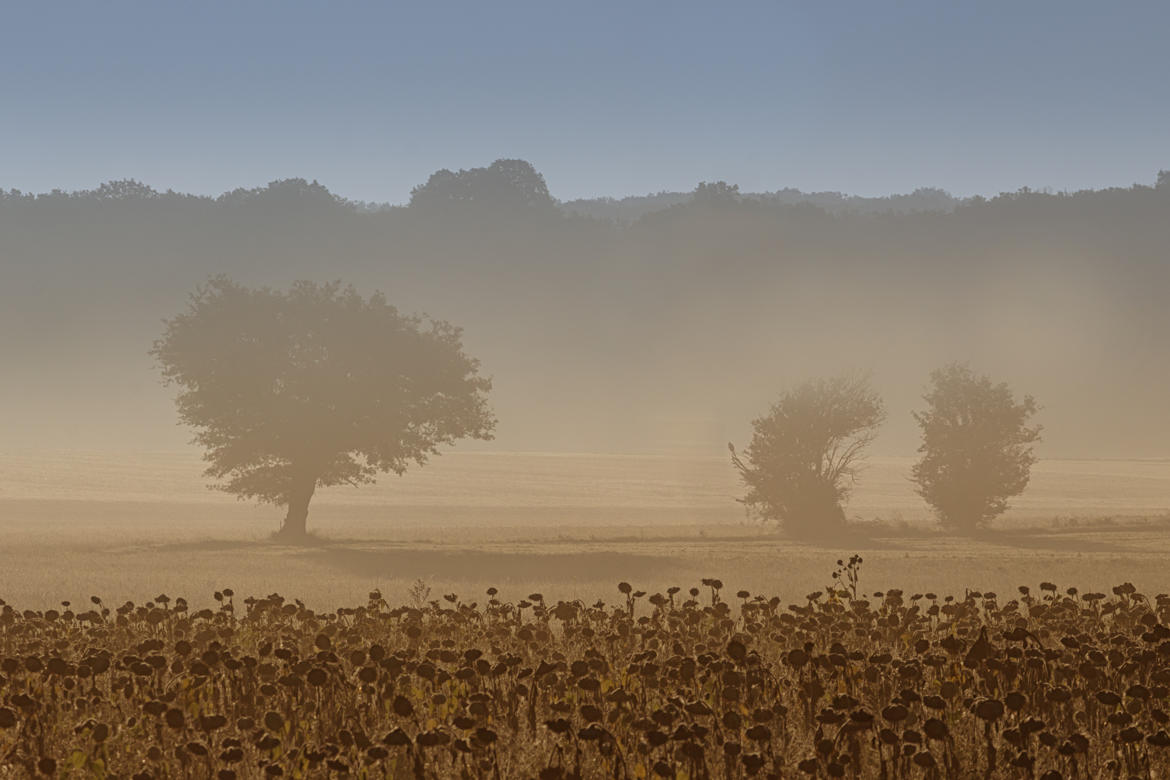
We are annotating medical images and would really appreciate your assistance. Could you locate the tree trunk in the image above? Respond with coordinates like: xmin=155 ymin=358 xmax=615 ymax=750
xmin=278 ymin=474 xmax=317 ymax=541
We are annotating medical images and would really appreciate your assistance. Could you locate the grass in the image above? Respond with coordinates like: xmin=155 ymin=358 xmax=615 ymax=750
xmin=5 ymin=517 xmax=1170 ymax=612
xmin=0 ymin=450 xmax=1166 ymax=610
xmin=1 ymin=450 xmax=1169 ymax=776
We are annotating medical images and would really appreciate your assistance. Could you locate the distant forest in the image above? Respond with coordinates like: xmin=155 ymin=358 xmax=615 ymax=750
xmin=560 ymin=184 xmax=960 ymax=223
xmin=0 ymin=170 xmax=975 ymax=222
xmin=2 ymin=161 xmax=1168 ymax=457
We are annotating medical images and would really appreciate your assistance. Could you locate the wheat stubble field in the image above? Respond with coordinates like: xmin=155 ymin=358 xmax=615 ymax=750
xmin=1 ymin=451 xmax=1167 ymax=610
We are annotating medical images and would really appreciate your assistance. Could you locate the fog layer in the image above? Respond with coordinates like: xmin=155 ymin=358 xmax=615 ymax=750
xmin=2 ymin=165 xmax=1167 ymax=457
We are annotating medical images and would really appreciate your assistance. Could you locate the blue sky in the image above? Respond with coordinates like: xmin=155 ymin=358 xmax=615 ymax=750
xmin=2 ymin=1 xmax=1167 ymax=202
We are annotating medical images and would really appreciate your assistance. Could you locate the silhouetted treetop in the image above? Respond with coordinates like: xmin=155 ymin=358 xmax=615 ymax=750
xmin=692 ymin=181 xmax=741 ymax=206
xmin=0 ymin=177 xmax=349 ymax=213
xmin=90 ymin=180 xmax=161 ymax=201
xmin=215 ymin=178 xmax=346 ymax=216
xmin=408 ymin=159 xmax=554 ymax=211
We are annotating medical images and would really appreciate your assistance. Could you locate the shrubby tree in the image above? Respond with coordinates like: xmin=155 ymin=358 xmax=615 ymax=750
xmin=912 ymin=363 xmax=1041 ymax=533
xmin=152 ymin=277 xmax=495 ymax=540
xmin=729 ymin=375 xmax=884 ymax=537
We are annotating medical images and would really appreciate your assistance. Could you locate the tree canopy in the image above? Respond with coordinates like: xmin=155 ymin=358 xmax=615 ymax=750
xmin=911 ymin=363 xmax=1041 ymax=533
xmin=152 ymin=277 xmax=495 ymax=538
xmin=730 ymin=374 xmax=885 ymax=537
xmin=692 ymin=180 xmax=741 ymax=207
xmin=408 ymin=159 xmax=554 ymax=212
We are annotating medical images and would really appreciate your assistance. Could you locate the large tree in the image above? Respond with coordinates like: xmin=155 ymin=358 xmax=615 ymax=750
xmin=729 ymin=374 xmax=884 ymax=537
xmin=911 ymin=363 xmax=1041 ymax=533
xmin=152 ymin=277 xmax=495 ymax=539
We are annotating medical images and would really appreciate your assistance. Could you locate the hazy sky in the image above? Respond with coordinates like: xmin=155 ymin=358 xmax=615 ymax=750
xmin=3 ymin=1 xmax=1167 ymax=202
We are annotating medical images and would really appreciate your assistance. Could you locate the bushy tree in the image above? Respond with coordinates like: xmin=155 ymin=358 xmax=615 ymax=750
xmin=152 ymin=277 xmax=495 ymax=540
xmin=912 ymin=364 xmax=1041 ymax=533
xmin=729 ymin=375 xmax=884 ymax=536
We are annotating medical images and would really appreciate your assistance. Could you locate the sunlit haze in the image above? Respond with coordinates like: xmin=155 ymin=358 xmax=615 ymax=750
xmin=2 ymin=6 xmax=1170 ymax=776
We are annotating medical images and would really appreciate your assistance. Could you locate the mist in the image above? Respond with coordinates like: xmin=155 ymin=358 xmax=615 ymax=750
xmin=2 ymin=169 xmax=1167 ymax=457
xmin=4 ymin=4 xmax=1170 ymax=776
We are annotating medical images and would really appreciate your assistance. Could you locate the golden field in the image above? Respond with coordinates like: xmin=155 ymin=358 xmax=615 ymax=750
xmin=0 ymin=451 xmax=1167 ymax=611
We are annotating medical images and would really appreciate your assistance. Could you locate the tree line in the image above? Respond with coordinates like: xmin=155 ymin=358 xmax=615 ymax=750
xmin=4 ymin=159 xmax=1167 ymax=458
xmin=154 ymin=278 xmax=1041 ymax=541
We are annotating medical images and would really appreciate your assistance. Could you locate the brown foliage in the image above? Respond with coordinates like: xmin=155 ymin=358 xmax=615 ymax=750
xmin=3 ymin=577 xmax=1170 ymax=777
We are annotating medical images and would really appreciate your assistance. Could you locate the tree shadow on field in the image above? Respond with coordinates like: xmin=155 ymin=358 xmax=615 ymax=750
xmin=122 ymin=539 xmax=278 ymax=554
xmin=130 ymin=532 xmax=335 ymax=555
xmin=969 ymin=530 xmax=1140 ymax=554
xmin=768 ymin=527 xmax=932 ymax=552
xmin=769 ymin=527 xmax=1148 ymax=555
xmin=308 ymin=545 xmax=682 ymax=583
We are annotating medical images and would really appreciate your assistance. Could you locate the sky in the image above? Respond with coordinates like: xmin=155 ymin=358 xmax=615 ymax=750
xmin=1 ymin=1 xmax=1167 ymax=203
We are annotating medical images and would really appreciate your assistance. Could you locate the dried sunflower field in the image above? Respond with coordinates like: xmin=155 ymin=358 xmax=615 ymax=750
xmin=5 ymin=569 xmax=1170 ymax=778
